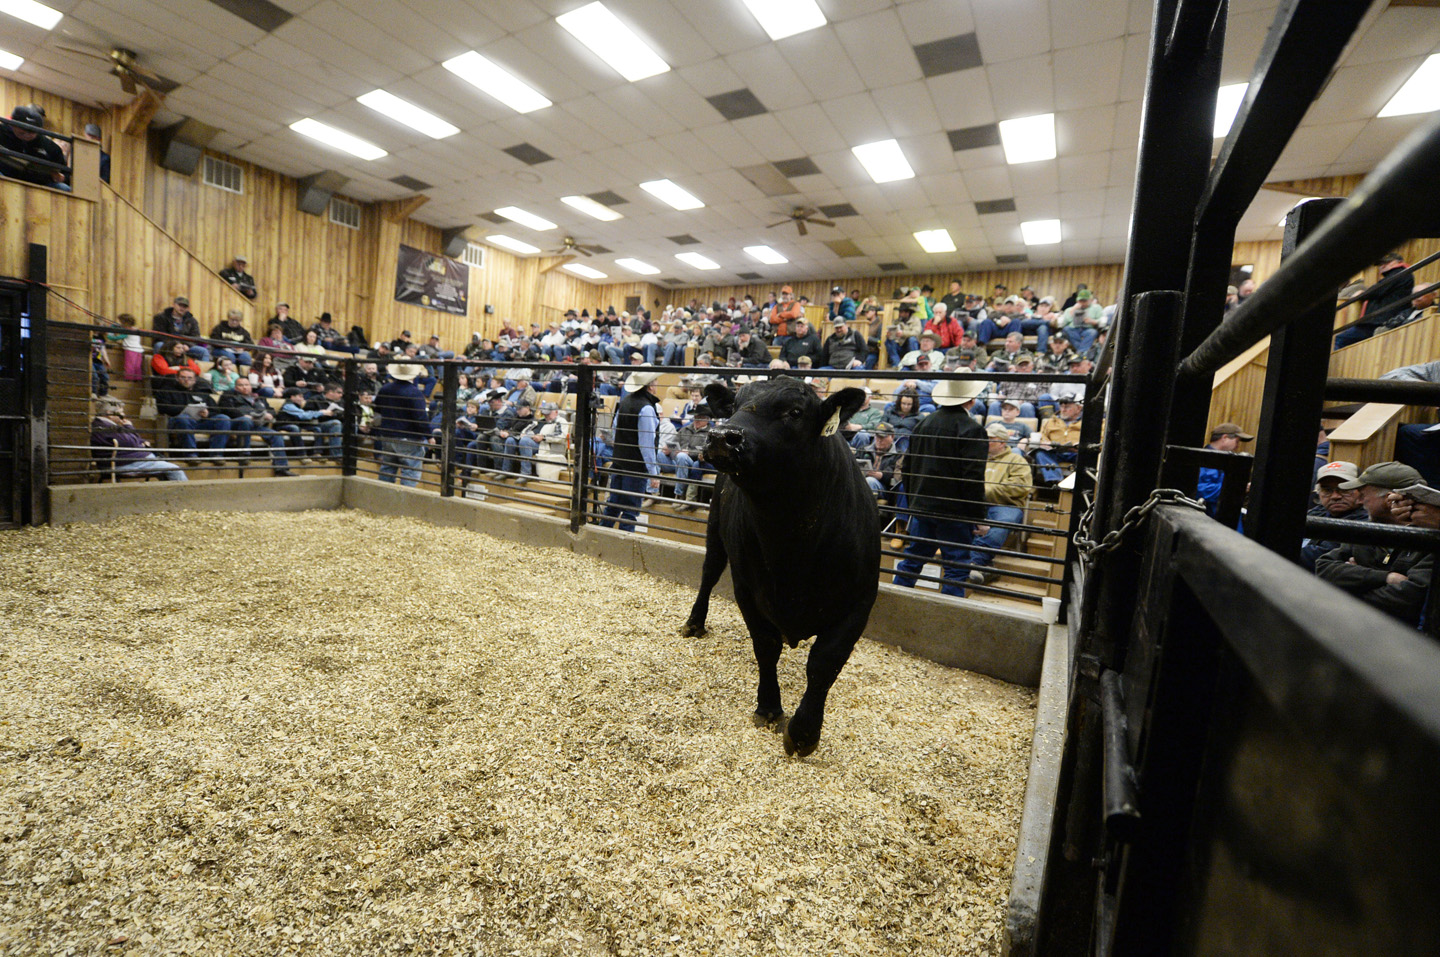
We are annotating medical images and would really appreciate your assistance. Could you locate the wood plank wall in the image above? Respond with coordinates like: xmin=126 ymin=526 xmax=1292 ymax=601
xmin=0 ymin=179 xmax=95 ymax=317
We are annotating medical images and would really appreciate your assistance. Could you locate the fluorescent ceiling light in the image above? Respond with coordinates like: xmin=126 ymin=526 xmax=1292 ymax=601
xmin=1379 ymin=54 xmax=1440 ymax=118
xmin=676 ymin=252 xmax=720 ymax=270
xmin=563 ymin=263 xmax=608 ymax=280
xmin=640 ymin=179 xmax=704 ymax=210
xmin=740 ymin=0 xmax=825 ymax=40
xmin=1213 ymin=83 xmax=1248 ymax=137
xmin=357 ymin=90 xmax=459 ymax=139
xmin=998 ymin=114 xmax=1056 ymax=164
xmin=914 ymin=229 xmax=956 ymax=253
xmin=443 ymin=51 xmax=551 ymax=114
xmin=0 ymin=49 xmax=23 ymax=71
xmin=556 ymin=2 xmax=669 ymax=82
xmin=615 ymin=258 xmax=661 ymax=275
xmin=289 ymin=118 xmax=386 ymax=161
xmin=1021 ymin=219 xmax=1062 ymax=245
xmin=851 ymin=139 xmax=915 ymax=184
xmin=486 ymin=234 xmax=541 ymax=255
xmin=743 ymin=245 xmax=788 ymax=265
xmin=561 ymin=195 xmax=623 ymax=222
xmin=493 ymin=205 xmax=557 ymax=231
xmin=0 ymin=0 xmax=62 ymax=30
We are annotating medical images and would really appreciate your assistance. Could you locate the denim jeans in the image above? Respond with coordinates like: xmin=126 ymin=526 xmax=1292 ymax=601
xmin=601 ymin=469 xmax=648 ymax=532
xmin=893 ymin=515 xmax=974 ymax=597
xmin=227 ymin=418 xmax=291 ymax=469
xmin=378 ymin=437 xmax=424 ymax=487
xmin=115 ymin=455 xmax=188 ymax=480
xmin=171 ymin=413 xmax=232 ymax=457
xmin=300 ymin=417 xmax=342 ymax=457
xmin=969 ymin=505 xmax=1024 ymax=568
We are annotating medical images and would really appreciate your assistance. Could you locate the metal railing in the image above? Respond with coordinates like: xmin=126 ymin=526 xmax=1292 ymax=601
xmin=0 ymin=116 xmax=74 ymax=187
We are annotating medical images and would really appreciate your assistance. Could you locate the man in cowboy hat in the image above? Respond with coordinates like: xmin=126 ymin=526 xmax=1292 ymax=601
xmin=601 ymin=370 xmax=663 ymax=532
xmin=374 ymin=363 xmax=429 ymax=487
xmin=893 ymin=377 xmax=989 ymax=597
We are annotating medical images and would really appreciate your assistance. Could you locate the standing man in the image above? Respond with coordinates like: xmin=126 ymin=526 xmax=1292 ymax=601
xmin=968 ymin=422 xmax=1035 ymax=585
xmin=374 ymin=363 xmax=430 ymax=486
xmin=1197 ymin=422 xmax=1254 ymax=518
xmin=602 ymin=371 xmax=662 ymax=532
xmin=893 ymin=378 xmax=988 ymax=597
xmin=220 ymin=255 xmax=257 ymax=300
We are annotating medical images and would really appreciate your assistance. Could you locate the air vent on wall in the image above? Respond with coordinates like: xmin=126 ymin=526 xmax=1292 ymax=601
xmin=202 ymin=155 xmax=243 ymax=194
xmin=996 ymin=253 xmax=1029 ymax=264
xmin=879 ymin=262 xmax=909 ymax=271
xmin=329 ymin=197 xmax=361 ymax=230
xmin=462 ymin=243 xmax=486 ymax=269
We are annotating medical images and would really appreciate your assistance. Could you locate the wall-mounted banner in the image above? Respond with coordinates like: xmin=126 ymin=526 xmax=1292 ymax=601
xmin=395 ymin=244 xmax=469 ymax=315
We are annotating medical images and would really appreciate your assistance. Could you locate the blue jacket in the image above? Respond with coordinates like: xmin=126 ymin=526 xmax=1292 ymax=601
xmin=375 ymin=380 xmax=430 ymax=440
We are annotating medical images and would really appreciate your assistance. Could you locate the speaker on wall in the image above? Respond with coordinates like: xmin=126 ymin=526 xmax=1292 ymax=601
xmin=156 ymin=118 xmax=220 ymax=176
xmin=296 ymin=170 xmax=349 ymax=216
xmin=441 ymin=227 xmax=472 ymax=259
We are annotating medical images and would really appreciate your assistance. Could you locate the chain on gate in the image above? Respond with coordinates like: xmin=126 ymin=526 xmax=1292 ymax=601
xmin=1073 ymin=488 xmax=1207 ymax=567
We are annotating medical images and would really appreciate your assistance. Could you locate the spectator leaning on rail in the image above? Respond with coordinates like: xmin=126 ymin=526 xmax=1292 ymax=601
xmin=1299 ymin=461 xmax=1368 ymax=571
xmin=90 ymin=397 xmax=188 ymax=481
xmin=1315 ymin=462 xmax=1432 ymax=627
xmin=1334 ymin=253 xmax=1415 ymax=350
xmin=374 ymin=363 xmax=430 ymax=487
xmin=219 ymin=255 xmax=257 ymax=300
xmin=893 ymin=377 xmax=989 ymax=598
xmin=968 ymin=421 xmax=1036 ymax=585
xmin=0 ymin=105 xmax=69 ymax=190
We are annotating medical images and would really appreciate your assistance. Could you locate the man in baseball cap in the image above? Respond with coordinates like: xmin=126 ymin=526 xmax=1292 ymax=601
xmin=1299 ymin=461 xmax=1367 ymax=571
xmin=1197 ymin=422 xmax=1255 ymax=520
xmin=1316 ymin=461 xmax=1431 ymax=626
xmin=1 ymin=104 xmax=69 ymax=189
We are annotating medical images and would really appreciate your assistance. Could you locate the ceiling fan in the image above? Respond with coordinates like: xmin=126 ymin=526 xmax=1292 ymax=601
xmin=766 ymin=206 xmax=836 ymax=237
xmin=547 ymin=236 xmax=605 ymax=258
xmin=50 ymin=43 xmax=181 ymax=95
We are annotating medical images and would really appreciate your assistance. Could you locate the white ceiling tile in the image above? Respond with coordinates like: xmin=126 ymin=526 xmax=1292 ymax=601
xmin=1054 ymin=38 xmax=1125 ymax=111
xmin=1219 ymin=8 xmax=1276 ymax=86
xmin=616 ymin=0 xmax=719 ymax=65
xmin=1057 ymin=153 xmax=1111 ymax=191
xmin=1330 ymin=115 xmax=1430 ymax=170
xmin=1058 ymin=105 xmax=1117 ymax=155
xmin=954 ymin=144 xmax=1007 ymax=170
xmin=1273 ymin=120 xmax=1368 ymax=171
xmin=925 ymin=68 xmax=997 ymax=129
xmin=693 ymin=123 xmax=764 ymax=165
xmin=989 ymin=56 xmax=1054 ymax=118
xmin=820 ymin=92 xmax=889 ymax=144
xmin=306 ymin=0 xmax=432 ymax=74
xmin=1118 ymin=34 xmax=1150 ymax=102
xmin=559 ymin=96 xmax=646 ymax=145
xmin=1312 ymin=58 xmax=1430 ymax=124
xmin=732 ymin=113 xmax=805 ymax=161
xmin=964 ymin=165 xmax=1014 ymax=201
xmin=1052 ymin=0 xmax=1127 ymax=49
xmin=1111 ymin=100 xmax=1142 ymax=151
xmin=919 ymin=170 xmax=971 ymax=207
xmin=770 ymin=103 xmax=849 ymax=154
xmin=1059 ymin=186 xmax=1108 ymax=219
xmin=896 ymin=0 xmax=977 ymax=46
xmin=777 ymin=26 xmax=868 ymax=100
xmin=971 ymin=0 xmax=1052 ymax=63
xmin=676 ymin=58 xmax=746 ymax=98
xmin=673 ymin=2 xmax=768 ymax=56
xmin=654 ymin=130 xmax=729 ymax=174
xmin=721 ymin=47 xmax=812 ymax=112
xmin=872 ymin=80 xmax=945 ymax=139
xmin=835 ymin=9 xmax=925 ymax=90
xmin=1009 ymin=158 xmax=1058 ymax=194
xmin=1345 ymin=7 xmax=1440 ymax=67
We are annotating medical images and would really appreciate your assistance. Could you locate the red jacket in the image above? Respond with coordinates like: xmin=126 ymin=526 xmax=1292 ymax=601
xmin=924 ymin=315 xmax=964 ymax=349
xmin=151 ymin=353 xmax=202 ymax=378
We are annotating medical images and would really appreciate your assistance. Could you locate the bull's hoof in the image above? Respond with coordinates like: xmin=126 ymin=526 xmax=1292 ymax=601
xmin=752 ymin=708 xmax=785 ymax=729
xmin=681 ymin=619 xmax=707 ymax=639
xmin=782 ymin=726 xmax=819 ymax=757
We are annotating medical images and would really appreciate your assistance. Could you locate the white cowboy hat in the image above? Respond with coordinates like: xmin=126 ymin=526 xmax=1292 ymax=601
xmin=388 ymin=363 xmax=425 ymax=382
xmin=623 ymin=371 xmax=663 ymax=393
xmin=930 ymin=378 xmax=987 ymax=407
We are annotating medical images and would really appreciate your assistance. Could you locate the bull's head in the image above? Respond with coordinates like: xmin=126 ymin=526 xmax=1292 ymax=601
xmin=702 ymin=378 xmax=867 ymax=484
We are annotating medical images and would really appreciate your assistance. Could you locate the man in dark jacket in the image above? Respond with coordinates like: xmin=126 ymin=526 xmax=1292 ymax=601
xmin=0 ymin=105 xmax=68 ymax=189
xmin=374 ymin=363 xmax=430 ymax=487
xmin=1316 ymin=462 xmax=1431 ymax=625
xmin=893 ymin=378 xmax=988 ymax=597
xmin=779 ymin=318 xmax=821 ymax=367
xmin=602 ymin=371 xmax=662 ymax=532
xmin=219 ymin=255 xmax=257 ymax=300
xmin=273 ymin=303 xmax=305 ymax=343
xmin=731 ymin=329 xmax=770 ymax=367
xmin=152 ymin=296 xmax=211 ymax=360
xmin=154 ymin=367 xmax=232 ymax=460
xmin=282 ymin=356 xmax=337 ymax=391
xmin=219 ymin=377 xmax=294 ymax=474
xmin=1334 ymin=253 xmax=1416 ymax=350
xmin=209 ymin=309 xmax=255 ymax=366
xmin=1300 ymin=461 xmax=1367 ymax=571
xmin=820 ymin=319 xmax=867 ymax=369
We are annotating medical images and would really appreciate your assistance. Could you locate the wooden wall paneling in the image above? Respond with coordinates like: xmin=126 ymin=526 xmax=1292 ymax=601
xmin=0 ymin=179 xmax=94 ymax=318
xmin=1 ymin=78 xmax=106 ymax=147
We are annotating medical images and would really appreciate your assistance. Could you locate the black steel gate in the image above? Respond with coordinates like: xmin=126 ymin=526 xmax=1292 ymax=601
xmin=0 ymin=244 xmax=47 ymax=527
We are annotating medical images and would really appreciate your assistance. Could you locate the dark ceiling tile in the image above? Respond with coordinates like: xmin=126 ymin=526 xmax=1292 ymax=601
xmin=818 ymin=202 xmax=859 ymax=218
xmin=975 ymin=198 xmax=1017 ymax=215
xmin=660 ymin=278 xmax=684 ymax=285
xmin=824 ymin=238 xmax=865 ymax=258
xmin=206 ymin=0 xmax=291 ymax=32
xmin=947 ymin=123 xmax=1001 ymax=152
xmin=996 ymin=253 xmax=1029 ymax=264
xmin=706 ymin=88 xmax=769 ymax=121
xmin=914 ymin=33 xmax=983 ymax=78
xmin=389 ymin=174 xmax=432 ymax=192
xmin=668 ymin=234 xmax=701 ymax=245
xmin=502 ymin=142 xmax=554 ymax=165
xmin=479 ymin=211 xmax=508 ymax=224
xmin=586 ymin=189 xmax=628 ymax=206
xmin=879 ymin=262 xmax=909 ymax=271
xmin=773 ymin=156 xmax=821 ymax=178
xmin=736 ymin=271 xmax=762 ymax=280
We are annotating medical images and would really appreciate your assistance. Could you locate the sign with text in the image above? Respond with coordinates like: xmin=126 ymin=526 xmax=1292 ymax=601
xmin=394 ymin=244 xmax=469 ymax=316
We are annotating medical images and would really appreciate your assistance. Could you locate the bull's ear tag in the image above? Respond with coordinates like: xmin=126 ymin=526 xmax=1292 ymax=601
xmin=821 ymin=410 xmax=840 ymax=437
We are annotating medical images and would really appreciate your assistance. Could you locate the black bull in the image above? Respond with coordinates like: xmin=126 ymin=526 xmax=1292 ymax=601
xmin=683 ymin=378 xmax=880 ymax=756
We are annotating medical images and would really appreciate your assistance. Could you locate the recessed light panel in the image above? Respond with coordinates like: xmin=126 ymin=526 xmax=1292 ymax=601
xmin=443 ymin=51 xmax=552 ymax=114
xmin=289 ymin=118 xmax=386 ymax=160
xmin=486 ymin=234 xmax=541 ymax=255
xmin=743 ymin=245 xmax=788 ymax=265
xmin=740 ymin=0 xmax=825 ymax=41
xmin=561 ymin=195 xmax=623 ymax=222
xmin=563 ymin=262 xmax=608 ymax=280
xmin=998 ymin=114 xmax=1056 ymax=164
xmin=851 ymin=139 xmax=915 ymax=184
xmin=641 ymin=179 xmax=704 ymax=210
xmin=676 ymin=252 xmax=720 ymax=269
xmin=357 ymin=90 xmax=459 ymax=139
xmin=493 ymin=206 xmax=557 ymax=231
xmin=1379 ymin=54 xmax=1440 ymax=118
xmin=1021 ymin=219 xmax=1062 ymax=245
xmin=0 ymin=0 xmax=61 ymax=30
xmin=615 ymin=258 xmax=660 ymax=275
xmin=556 ymin=2 xmax=669 ymax=82
xmin=1213 ymin=83 xmax=1248 ymax=137
xmin=0 ymin=48 xmax=22 ymax=71
xmin=914 ymin=229 xmax=956 ymax=253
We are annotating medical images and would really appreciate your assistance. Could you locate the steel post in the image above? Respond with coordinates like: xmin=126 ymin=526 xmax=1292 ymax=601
xmin=438 ymin=363 xmax=458 ymax=498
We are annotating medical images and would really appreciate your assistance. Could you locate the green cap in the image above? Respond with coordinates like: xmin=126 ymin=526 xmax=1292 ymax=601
xmin=1338 ymin=461 xmax=1425 ymax=491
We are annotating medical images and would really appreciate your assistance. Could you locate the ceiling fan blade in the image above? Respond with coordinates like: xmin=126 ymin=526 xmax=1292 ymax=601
xmin=807 ymin=217 xmax=836 ymax=228
xmin=797 ymin=220 xmax=808 ymax=237
xmin=53 ymin=43 xmax=114 ymax=62
xmin=765 ymin=219 xmax=790 ymax=228
xmin=577 ymin=246 xmax=594 ymax=256
xmin=114 ymin=69 xmax=137 ymax=96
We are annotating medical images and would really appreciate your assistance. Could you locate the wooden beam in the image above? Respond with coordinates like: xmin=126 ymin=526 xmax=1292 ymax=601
xmin=117 ymin=88 xmax=164 ymax=137
xmin=1263 ymin=177 xmax=1358 ymax=199
xmin=540 ymin=255 xmax=576 ymax=275
xmin=383 ymin=194 xmax=430 ymax=223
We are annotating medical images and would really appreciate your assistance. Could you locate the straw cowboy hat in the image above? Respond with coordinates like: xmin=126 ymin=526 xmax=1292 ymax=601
xmin=388 ymin=363 xmax=425 ymax=382
xmin=930 ymin=378 xmax=987 ymax=407
xmin=623 ymin=370 xmax=663 ymax=393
